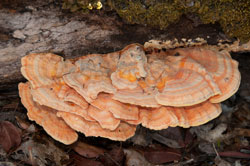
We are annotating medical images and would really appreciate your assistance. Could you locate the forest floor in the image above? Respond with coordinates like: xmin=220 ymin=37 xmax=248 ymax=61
xmin=0 ymin=1 xmax=250 ymax=166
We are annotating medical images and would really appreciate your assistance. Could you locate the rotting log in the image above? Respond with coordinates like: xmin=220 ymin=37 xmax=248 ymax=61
xmin=0 ymin=1 xmax=156 ymax=91
xmin=0 ymin=0 xmax=226 ymax=91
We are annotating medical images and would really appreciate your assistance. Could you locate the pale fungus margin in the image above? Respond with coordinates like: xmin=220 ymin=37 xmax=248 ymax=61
xmin=18 ymin=39 xmax=247 ymax=144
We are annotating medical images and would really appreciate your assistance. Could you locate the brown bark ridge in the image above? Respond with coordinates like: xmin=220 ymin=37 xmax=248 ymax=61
xmin=0 ymin=0 xmax=225 ymax=91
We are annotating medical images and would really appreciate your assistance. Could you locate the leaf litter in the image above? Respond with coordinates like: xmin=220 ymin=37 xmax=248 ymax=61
xmin=11 ymin=135 xmax=69 ymax=166
xmin=0 ymin=121 xmax=21 ymax=153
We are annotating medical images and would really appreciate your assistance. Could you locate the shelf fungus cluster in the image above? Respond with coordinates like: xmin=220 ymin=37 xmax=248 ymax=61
xmin=19 ymin=40 xmax=241 ymax=145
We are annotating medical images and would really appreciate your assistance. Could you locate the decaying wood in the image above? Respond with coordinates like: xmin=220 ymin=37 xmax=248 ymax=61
xmin=0 ymin=1 xmax=147 ymax=91
xmin=0 ymin=0 xmax=229 ymax=91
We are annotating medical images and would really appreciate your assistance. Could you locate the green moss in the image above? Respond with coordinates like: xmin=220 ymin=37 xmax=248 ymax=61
xmin=198 ymin=0 xmax=250 ymax=42
xmin=109 ymin=0 xmax=182 ymax=29
xmin=62 ymin=0 xmax=250 ymax=42
xmin=109 ymin=0 xmax=210 ymax=29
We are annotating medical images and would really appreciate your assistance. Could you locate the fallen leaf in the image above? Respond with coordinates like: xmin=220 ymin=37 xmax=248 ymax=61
xmin=71 ymin=154 xmax=103 ymax=166
xmin=99 ymin=146 xmax=125 ymax=166
xmin=214 ymin=156 xmax=231 ymax=166
xmin=156 ymin=127 xmax=185 ymax=148
xmin=184 ymin=129 xmax=194 ymax=146
xmin=151 ymin=133 xmax=182 ymax=149
xmin=154 ymin=128 xmax=194 ymax=149
xmin=15 ymin=116 xmax=38 ymax=133
xmin=198 ymin=142 xmax=215 ymax=155
xmin=108 ymin=146 xmax=124 ymax=163
xmin=190 ymin=123 xmax=228 ymax=142
xmin=233 ymin=102 xmax=250 ymax=127
xmin=72 ymin=141 xmax=106 ymax=158
xmin=11 ymin=136 xmax=69 ymax=166
xmin=124 ymin=149 xmax=154 ymax=166
xmin=15 ymin=116 xmax=31 ymax=130
xmin=0 ymin=121 xmax=21 ymax=152
xmin=143 ymin=147 xmax=181 ymax=164
xmin=130 ymin=126 xmax=152 ymax=146
xmin=218 ymin=151 xmax=250 ymax=159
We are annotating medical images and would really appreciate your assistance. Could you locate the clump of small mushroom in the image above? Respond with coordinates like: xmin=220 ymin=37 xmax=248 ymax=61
xmin=19 ymin=40 xmax=241 ymax=145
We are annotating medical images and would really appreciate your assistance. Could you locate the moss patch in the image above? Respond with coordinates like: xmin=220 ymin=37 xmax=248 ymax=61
xmin=63 ymin=0 xmax=250 ymax=42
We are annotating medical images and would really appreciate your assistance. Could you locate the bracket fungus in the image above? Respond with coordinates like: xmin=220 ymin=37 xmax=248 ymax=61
xmin=19 ymin=39 xmax=242 ymax=144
